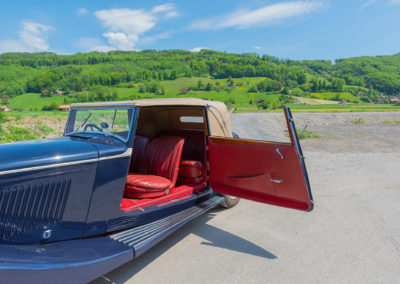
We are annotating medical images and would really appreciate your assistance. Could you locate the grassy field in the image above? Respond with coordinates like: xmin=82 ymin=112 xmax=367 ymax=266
xmin=3 ymin=77 xmax=400 ymax=113
xmin=0 ymin=111 xmax=68 ymax=143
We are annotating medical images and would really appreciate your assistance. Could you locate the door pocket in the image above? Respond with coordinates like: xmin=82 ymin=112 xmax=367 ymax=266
xmin=226 ymin=172 xmax=274 ymax=195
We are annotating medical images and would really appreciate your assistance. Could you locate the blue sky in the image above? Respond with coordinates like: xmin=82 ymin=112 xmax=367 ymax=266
xmin=0 ymin=0 xmax=400 ymax=60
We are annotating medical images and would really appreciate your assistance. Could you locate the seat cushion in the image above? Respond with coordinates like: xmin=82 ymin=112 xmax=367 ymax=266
xmin=179 ymin=160 xmax=202 ymax=177
xmin=125 ymin=174 xmax=172 ymax=198
xmin=178 ymin=160 xmax=204 ymax=185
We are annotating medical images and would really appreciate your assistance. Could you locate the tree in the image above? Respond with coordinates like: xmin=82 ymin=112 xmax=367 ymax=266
xmin=41 ymin=88 xmax=51 ymax=97
xmin=330 ymin=78 xmax=345 ymax=92
xmin=197 ymin=80 xmax=204 ymax=90
xmin=1 ymin=95 xmax=10 ymax=104
xmin=112 ymin=89 xmax=119 ymax=100
xmin=138 ymin=83 xmax=146 ymax=93
xmin=169 ymin=70 xmax=177 ymax=80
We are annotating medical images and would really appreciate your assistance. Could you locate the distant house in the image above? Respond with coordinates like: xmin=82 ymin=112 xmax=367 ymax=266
xmin=390 ymin=98 xmax=400 ymax=104
xmin=0 ymin=106 xmax=11 ymax=112
xmin=59 ymin=105 xmax=70 ymax=111
xmin=338 ymin=101 xmax=347 ymax=105
xmin=54 ymin=90 xmax=64 ymax=96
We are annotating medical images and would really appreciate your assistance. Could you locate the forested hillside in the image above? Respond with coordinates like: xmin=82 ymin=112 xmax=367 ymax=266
xmin=0 ymin=49 xmax=400 ymax=109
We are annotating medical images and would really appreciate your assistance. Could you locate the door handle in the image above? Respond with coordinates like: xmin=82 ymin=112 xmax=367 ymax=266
xmin=271 ymin=178 xmax=283 ymax=183
xmin=275 ymin=148 xmax=284 ymax=159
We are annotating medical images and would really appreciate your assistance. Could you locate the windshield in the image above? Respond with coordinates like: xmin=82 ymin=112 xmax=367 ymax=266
xmin=65 ymin=108 xmax=135 ymax=141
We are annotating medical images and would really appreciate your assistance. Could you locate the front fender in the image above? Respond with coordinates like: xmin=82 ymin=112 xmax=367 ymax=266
xmin=0 ymin=237 xmax=132 ymax=284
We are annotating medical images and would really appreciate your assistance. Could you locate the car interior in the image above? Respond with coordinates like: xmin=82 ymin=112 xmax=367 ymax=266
xmin=121 ymin=106 xmax=209 ymax=212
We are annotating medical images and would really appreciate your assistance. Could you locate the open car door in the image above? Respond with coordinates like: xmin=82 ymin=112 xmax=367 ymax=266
xmin=208 ymin=108 xmax=313 ymax=211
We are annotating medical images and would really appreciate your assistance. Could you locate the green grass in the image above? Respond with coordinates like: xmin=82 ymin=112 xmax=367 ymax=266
xmin=4 ymin=77 xmax=400 ymax=113
xmin=350 ymin=118 xmax=365 ymax=124
xmin=285 ymin=103 xmax=399 ymax=113
xmin=311 ymin=92 xmax=362 ymax=103
xmin=297 ymin=129 xmax=321 ymax=139
xmin=8 ymin=93 xmax=66 ymax=111
xmin=381 ymin=120 xmax=400 ymax=124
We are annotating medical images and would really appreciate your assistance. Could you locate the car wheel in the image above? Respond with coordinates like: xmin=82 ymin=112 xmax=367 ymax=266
xmin=220 ymin=195 xmax=240 ymax=208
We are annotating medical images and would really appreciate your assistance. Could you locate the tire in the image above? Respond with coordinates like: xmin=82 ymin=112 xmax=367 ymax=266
xmin=220 ymin=195 xmax=240 ymax=208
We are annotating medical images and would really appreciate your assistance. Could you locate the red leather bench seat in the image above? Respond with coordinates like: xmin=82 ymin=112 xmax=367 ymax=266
xmin=125 ymin=136 xmax=184 ymax=199
xmin=178 ymin=160 xmax=204 ymax=184
xmin=159 ymin=130 xmax=206 ymax=186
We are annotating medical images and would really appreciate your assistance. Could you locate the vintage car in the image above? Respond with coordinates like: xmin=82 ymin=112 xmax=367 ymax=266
xmin=0 ymin=98 xmax=313 ymax=283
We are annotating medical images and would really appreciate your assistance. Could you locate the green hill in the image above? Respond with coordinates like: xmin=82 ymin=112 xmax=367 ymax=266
xmin=0 ymin=49 xmax=399 ymax=111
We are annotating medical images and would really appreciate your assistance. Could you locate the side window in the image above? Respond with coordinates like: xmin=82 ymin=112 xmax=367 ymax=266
xmin=230 ymin=112 xmax=291 ymax=143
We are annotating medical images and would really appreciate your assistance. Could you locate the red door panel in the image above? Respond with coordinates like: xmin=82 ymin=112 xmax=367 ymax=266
xmin=208 ymin=109 xmax=313 ymax=211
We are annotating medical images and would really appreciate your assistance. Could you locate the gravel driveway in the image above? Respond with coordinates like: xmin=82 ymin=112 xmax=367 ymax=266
xmin=92 ymin=111 xmax=400 ymax=284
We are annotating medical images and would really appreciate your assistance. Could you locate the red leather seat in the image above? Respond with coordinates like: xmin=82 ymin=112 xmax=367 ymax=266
xmin=159 ymin=130 xmax=205 ymax=161
xmin=125 ymin=136 xmax=185 ymax=199
xmin=178 ymin=160 xmax=204 ymax=184
xmin=129 ymin=136 xmax=149 ymax=173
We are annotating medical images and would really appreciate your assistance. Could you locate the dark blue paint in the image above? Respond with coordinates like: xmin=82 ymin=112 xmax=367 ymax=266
xmin=0 ymin=137 xmax=98 ymax=173
xmin=0 ymin=237 xmax=133 ymax=284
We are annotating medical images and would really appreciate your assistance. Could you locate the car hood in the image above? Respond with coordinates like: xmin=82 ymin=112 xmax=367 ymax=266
xmin=0 ymin=137 xmax=99 ymax=174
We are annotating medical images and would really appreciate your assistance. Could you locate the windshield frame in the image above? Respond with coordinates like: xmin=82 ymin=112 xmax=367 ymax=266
xmin=64 ymin=107 xmax=137 ymax=143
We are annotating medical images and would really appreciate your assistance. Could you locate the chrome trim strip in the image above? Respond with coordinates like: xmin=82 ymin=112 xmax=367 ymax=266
xmin=99 ymin=148 xmax=132 ymax=161
xmin=0 ymin=148 xmax=132 ymax=176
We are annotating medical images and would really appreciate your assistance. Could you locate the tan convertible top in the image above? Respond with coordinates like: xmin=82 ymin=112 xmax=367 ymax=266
xmin=70 ymin=98 xmax=232 ymax=137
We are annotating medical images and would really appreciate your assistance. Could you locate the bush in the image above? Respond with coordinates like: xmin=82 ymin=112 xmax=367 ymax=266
xmin=225 ymin=98 xmax=235 ymax=107
xmin=0 ymin=112 xmax=7 ymax=122
xmin=42 ymin=102 xmax=59 ymax=111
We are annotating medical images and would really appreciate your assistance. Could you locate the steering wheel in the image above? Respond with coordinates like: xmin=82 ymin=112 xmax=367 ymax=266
xmin=84 ymin=124 xmax=102 ymax=131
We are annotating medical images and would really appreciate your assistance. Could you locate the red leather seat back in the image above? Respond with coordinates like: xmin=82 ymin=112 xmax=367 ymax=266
xmin=143 ymin=136 xmax=185 ymax=189
xmin=159 ymin=130 xmax=205 ymax=162
xmin=130 ymin=135 xmax=149 ymax=173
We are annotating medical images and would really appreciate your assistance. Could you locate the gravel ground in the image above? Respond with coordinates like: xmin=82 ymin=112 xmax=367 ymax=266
xmin=92 ymin=111 xmax=400 ymax=284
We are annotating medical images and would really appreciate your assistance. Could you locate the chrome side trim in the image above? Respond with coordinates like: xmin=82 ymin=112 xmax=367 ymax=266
xmin=99 ymin=148 xmax=132 ymax=161
xmin=0 ymin=148 xmax=132 ymax=176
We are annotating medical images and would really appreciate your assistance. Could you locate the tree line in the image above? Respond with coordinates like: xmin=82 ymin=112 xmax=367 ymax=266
xmin=1 ymin=49 xmax=400 ymax=101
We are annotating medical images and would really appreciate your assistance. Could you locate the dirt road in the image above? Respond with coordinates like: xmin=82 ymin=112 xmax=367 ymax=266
xmin=92 ymin=111 xmax=400 ymax=284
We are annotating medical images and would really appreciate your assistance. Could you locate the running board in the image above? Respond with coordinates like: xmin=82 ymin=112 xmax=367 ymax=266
xmin=110 ymin=195 xmax=225 ymax=258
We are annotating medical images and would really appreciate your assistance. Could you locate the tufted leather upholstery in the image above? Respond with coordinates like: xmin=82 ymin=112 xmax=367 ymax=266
xmin=125 ymin=136 xmax=184 ymax=199
xmin=160 ymin=130 xmax=205 ymax=162
xmin=178 ymin=160 xmax=204 ymax=185
xmin=129 ymin=136 xmax=149 ymax=173
xmin=125 ymin=175 xmax=172 ymax=198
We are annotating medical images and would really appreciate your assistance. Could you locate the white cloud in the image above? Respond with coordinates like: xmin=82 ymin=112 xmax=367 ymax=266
xmin=190 ymin=1 xmax=323 ymax=30
xmin=18 ymin=20 xmax=54 ymax=51
xmin=141 ymin=31 xmax=175 ymax=44
xmin=165 ymin=11 xmax=179 ymax=18
xmin=91 ymin=45 xmax=115 ymax=52
xmin=94 ymin=5 xmax=177 ymax=50
xmin=151 ymin=4 xmax=175 ymax=14
xmin=360 ymin=0 xmax=400 ymax=9
xmin=360 ymin=0 xmax=379 ymax=9
xmin=0 ymin=20 xmax=53 ymax=53
xmin=77 ymin=8 xmax=88 ymax=15
xmin=0 ymin=40 xmax=28 ymax=53
xmin=253 ymin=46 xmax=262 ymax=50
xmin=190 ymin=47 xmax=209 ymax=52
